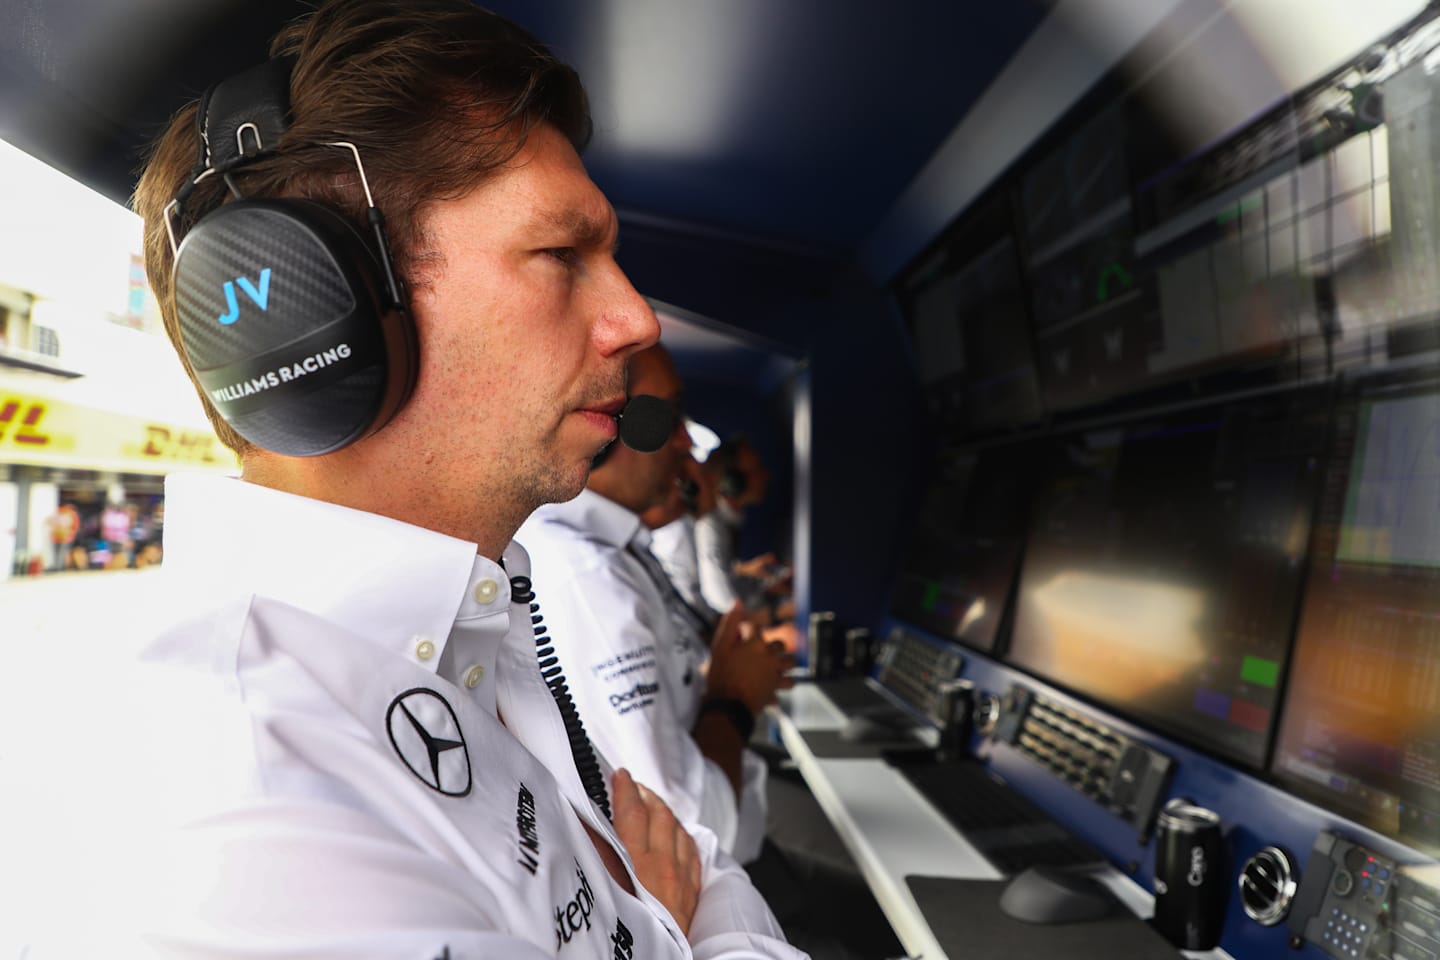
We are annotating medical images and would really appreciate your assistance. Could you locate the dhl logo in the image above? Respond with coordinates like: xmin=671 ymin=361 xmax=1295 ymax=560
xmin=0 ymin=397 xmax=226 ymax=465
xmin=141 ymin=425 xmax=222 ymax=462
xmin=0 ymin=400 xmax=51 ymax=446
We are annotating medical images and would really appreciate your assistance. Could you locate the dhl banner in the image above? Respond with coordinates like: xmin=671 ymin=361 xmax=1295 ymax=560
xmin=0 ymin=384 xmax=239 ymax=476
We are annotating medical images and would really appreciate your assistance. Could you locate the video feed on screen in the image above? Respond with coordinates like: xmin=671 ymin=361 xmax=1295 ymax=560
xmin=1273 ymin=375 xmax=1440 ymax=855
xmin=1006 ymin=389 xmax=1329 ymax=767
xmin=890 ymin=438 xmax=1046 ymax=654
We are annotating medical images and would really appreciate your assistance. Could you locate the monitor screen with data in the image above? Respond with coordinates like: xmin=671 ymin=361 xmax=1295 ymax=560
xmin=897 ymin=245 xmax=969 ymax=428
xmin=890 ymin=438 xmax=1046 ymax=653
xmin=1272 ymin=374 xmax=1440 ymax=855
xmin=952 ymin=238 xmax=1044 ymax=431
xmin=1006 ymin=389 xmax=1330 ymax=767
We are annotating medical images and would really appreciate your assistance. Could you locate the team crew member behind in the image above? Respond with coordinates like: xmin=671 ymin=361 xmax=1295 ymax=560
xmin=694 ymin=437 xmax=795 ymax=627
xmin=520 ymin=343 xmax=791 ymax=865
xmin=35 ymin=4 xmax=806 ymax=958
xmin=650 ymin=453 xmax=722 ymax=621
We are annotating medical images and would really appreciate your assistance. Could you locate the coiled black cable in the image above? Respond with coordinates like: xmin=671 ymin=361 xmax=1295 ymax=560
xmin=509 ymin=574 xmax=612 ymax=821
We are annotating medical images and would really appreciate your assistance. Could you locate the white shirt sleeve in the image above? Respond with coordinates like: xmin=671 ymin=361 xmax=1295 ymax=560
xmin=694 ymin=513 xmax=741 ymax=613
xmin=732 ymin=749 xmax=770 ymax=866
xmin=686 ymin=828 xmax=803 ymax=960
xmin=533 ymin=558 xmax=742 ymax=852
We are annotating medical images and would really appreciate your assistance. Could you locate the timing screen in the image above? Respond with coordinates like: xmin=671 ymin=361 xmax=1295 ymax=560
xmin=1273 ymin=387 xmax=1440 ymax=855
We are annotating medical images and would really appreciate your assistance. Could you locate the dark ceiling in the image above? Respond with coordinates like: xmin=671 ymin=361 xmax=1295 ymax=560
xmin=0 ymin=0 xmax=1049 ymax=263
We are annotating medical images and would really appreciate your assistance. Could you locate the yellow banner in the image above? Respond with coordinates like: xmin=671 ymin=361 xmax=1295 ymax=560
xmin=0 ymin=389 xmax=239 ymax=475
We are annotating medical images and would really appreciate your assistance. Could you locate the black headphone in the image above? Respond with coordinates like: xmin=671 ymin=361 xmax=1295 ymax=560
xmin=718 ymin=464 xmax=748 ymax=499
xmin=709 ymin=439 xmax=749 ymax=499
xmin=166 ymin=57 xmax=418 ymax=457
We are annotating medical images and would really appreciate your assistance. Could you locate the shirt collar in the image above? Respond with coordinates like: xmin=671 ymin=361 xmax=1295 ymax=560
xmin=531 ymin=487 xmax=649 ymax=551
xmin=161 ymin=473 xmax=507 ymax=675
xmin=715 ymin=499 xmax=744 ymax=526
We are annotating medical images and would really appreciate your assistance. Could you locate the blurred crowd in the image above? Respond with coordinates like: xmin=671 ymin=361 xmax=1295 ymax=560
xmin=44 ymin=497 xmax=164 ymax=572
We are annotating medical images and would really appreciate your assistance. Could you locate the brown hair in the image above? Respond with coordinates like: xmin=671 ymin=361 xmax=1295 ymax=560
xmin=133 ymin=0 xmax=591 ymax=455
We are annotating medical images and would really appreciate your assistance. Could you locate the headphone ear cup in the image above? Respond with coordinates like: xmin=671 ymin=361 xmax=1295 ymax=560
xmin=173 ymin=198 xmax=417 ymax=456
xmin=719 ymin=466 xmax=747 ymax=499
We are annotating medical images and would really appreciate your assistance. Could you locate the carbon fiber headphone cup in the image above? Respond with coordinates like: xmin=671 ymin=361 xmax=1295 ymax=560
xmin=173 ymin=199 xmax=415 ymax=456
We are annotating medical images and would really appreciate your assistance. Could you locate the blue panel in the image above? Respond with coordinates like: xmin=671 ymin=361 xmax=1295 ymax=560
xmin=880 ymin=614 xmax=1432 ymax=960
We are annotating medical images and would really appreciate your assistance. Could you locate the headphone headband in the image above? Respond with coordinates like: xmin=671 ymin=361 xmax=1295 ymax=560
xmin=200 ymin=56 xmax=296 ymax=172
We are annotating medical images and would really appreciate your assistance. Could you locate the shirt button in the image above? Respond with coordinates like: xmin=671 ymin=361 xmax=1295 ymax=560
xmin=465 ymin=664 xmax=485 ymax=689
xmin=414 ymin=637 xmax=436 ymax=661
xmin=474 ymin=579 xmax=499 ymax=604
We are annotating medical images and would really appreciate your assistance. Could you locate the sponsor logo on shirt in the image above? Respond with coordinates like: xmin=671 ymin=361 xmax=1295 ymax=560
xmin=554 ymin=860 xmax=596 ymax=950
xmin=516 ymin=781 xmax=541 ymax=875
xmin=590 ymin=645 xmax=657 ymax=683
xmin=385 ymin=688 xmax=472 ymax=797
xmin=611 ymin=918 xmax=635 ymax=960
xmin=608 ymin=681 xmax=659 ymax=715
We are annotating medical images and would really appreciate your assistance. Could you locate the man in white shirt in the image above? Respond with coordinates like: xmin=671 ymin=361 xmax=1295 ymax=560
xmin=30 ymin=3 xmax=806 ymax=958
xmin=520 ymin=347 xmax=902 ymax=960
xmin=520 ymin=344 xmax=791 ymax=866
xmin=695 ymin=438 xmax=795 ymax=627
xmin=650 ymin=455 xmax=722 ymax=620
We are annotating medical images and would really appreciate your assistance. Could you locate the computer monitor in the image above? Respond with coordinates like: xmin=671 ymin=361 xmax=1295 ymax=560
xmin=1272 ymin=372 xmax=1440 ymax=855
xmin=890 ymin=437 xmax=1045 ymax=654
xmin=1020 ymin=102 xmax=1155 ymax=413
xmin=951 ymin=237 xmax=1043 ymax=431
xmin=896 ymin=221 xmax=1042 ymax=433
xmin=896 ymin=244 xmax=969 ymax=429
xmin=1006 ymin=388 xmax=1330 ymax=767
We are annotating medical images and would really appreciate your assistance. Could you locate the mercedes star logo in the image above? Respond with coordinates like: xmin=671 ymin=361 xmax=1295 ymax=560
xmin=386 ymin=688 xmax=472 ymax=796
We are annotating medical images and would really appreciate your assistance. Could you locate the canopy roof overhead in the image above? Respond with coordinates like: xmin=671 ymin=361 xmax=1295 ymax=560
xmin=0 ymin=0 xmax=1049 ymax=270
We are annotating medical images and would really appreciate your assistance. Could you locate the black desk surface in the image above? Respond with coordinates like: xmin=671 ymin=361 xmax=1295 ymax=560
xmin=905 ymin=875 xmax=1183 ymax=960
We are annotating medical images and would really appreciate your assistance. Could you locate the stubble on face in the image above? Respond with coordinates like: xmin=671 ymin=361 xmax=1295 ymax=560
xmin=502 ymin=366 xmax=630 ymax=513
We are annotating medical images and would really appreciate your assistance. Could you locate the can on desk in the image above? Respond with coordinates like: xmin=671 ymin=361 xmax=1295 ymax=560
xmin=1152 ymin=799 xmax=1227 ymax=950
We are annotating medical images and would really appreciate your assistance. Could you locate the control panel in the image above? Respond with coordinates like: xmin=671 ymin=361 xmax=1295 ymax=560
xmin=872 ymin=627 xmax=966 ymax=729
xmin=1289 ymin=831 xmax=1401 ymax=960
xmin=991 ymin=682 xmax=1173 ymax=837
xmin=1392 ymin=865 xmax=1440 ymax=960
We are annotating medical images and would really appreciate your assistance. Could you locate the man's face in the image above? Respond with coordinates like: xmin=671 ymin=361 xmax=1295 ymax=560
xmin=390 ymin=124 xmax=658 ymax=521
xmin=738 ymin=445 xmax=769 ymax=504
xmin=640 ymin=467 xmax=688 ymax=530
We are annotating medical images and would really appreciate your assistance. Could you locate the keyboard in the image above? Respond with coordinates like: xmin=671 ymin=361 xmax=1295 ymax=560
xmin=887 ymin=756 xmax=1107 ymax=876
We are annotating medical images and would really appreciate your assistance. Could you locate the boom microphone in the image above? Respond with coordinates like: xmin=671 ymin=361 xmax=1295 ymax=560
xmin=617 ymin=394 xmax=675 ymax=453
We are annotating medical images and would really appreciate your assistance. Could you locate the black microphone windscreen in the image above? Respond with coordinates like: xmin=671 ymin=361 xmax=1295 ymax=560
xmin=618 ymin=394 xmax=674 ymax=453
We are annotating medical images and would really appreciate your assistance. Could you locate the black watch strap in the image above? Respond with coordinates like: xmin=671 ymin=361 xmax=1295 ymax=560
xmin=699 ymin=697 xmax=756 ymax=743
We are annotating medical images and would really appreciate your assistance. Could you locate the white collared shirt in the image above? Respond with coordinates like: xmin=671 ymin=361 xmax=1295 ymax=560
xmin=695 ymin=501 xmax=746 ymax=613
xmin=519 ymin=490 xmax=768 ymax=864
xmin=649 ymin=516 xmax=716 ymax=620
xmin=31 ymin=474 xmax=801 ymax=960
